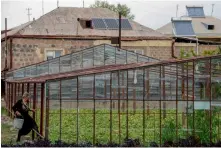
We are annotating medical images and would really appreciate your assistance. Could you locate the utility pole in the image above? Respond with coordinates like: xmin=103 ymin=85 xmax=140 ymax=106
xmin=211 ymin=4 xmax=215 ymax=16
xmin=176 ymin=4 xmax=179 ymax=17
xmin=83 ymin=0 xmax=84 ymax=8
xmin=5 ymin=18 xmax=8 ymax=69
xmin=118 ymin=12 xmax=122 ymax=48
xmin=26 ymin=8 xmax=32 ymax=21
xmin=57 ymin=0 xmax=59 ymax=8
xmin=42 ymin=0 xmax=44 ymax=15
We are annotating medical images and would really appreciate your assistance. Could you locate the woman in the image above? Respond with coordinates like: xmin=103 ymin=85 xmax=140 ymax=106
xmin=12 ymin=92 xmax=40 ymax=142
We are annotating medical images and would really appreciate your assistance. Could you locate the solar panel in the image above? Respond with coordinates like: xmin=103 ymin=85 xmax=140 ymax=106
xmin=187 ymin=7 xmax=205 ymax=17
xmin=104 ymin=18 xmax=119 ymax=29
xmin=117 ymin=19 xmax=132 ymax=30
xmin=173 ymin=21 xmax=195 ymax=36
xmin=92 ymin=18 xmax=107 ymax=29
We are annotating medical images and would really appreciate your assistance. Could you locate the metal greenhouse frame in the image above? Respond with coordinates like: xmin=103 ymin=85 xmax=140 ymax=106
xmin=5 ymin=52 xmax=221 ymax=146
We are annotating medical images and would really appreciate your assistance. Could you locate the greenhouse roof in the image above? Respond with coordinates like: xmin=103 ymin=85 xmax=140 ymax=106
xmin=6 ymin=44 xmax=159 ymax=81
xmin=7 ymin=54 xmax=221 ymax=83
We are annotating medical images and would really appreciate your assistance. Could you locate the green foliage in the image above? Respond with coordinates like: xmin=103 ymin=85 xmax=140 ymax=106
xmin=161 ymin=116 xmax=177 ymax=142
xmin=190 ymin=49 xmax=197 ymax=57
xmin=203 ymin=49 xmax=217 ymax=56
xmin=187 ymin=108 xmax=221 ymax=143
xmin=180 ymin=47 xmax=221 ymax=59
xmin=37 ymin=108 xmax=221 ymax=145
xmin=90 ymin=0 xmax=135 ymax=20
xmin=212 ymin=83 xmax=221 ymax=99
xmin=180 ymin=48 xmax=193 ymax=59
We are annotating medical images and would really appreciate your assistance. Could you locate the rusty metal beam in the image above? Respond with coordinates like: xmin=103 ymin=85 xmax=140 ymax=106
xmin=1 ymin=34 xmax=170 ymax=42
xmin=40 ymin=83 xmax=45 ymax=135
xmin=9 ymin=38 xmax=13 ymax=69
xmin=32 ymin=83 xmax=37 ymax=140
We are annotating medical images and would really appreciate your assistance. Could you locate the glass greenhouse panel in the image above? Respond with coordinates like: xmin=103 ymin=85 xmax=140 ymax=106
xmin=60 ymin=55 xmax=71 ymax=72
xmin=94 ymin=45 xmax=104 ymax=66
xmin=72 ymin=52 xmax=83 ymax=70
xmin=104 ymin=45 xmax=116 ymax=65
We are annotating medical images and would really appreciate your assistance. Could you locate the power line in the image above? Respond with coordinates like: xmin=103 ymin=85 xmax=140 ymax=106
xmin=26 ymin=8 xmax=32 ymax=21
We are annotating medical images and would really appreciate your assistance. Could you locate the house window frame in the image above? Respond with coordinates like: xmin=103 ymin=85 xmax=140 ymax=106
xmin=44 ymin=48 xmax=64 ymax=60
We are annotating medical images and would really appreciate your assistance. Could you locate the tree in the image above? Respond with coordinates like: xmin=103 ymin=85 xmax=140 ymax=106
xmin=90 ymin=0 xmax=135 ymax=20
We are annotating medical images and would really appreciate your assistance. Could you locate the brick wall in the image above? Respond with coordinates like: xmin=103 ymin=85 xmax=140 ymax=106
xmin=1 ymin=42 xmax=5 ymax=71
xmin=1 ymin=38 xmax=219 ymax=71
xmin=122 ymin=46 xmax=172 ymax=60
xmin=1 ymin=40 xmax=11 ymax=71
xmin=94 ymin=40 xmax=173 ymax=60
xmin=2 ymin=38 xmax=94 ymax=70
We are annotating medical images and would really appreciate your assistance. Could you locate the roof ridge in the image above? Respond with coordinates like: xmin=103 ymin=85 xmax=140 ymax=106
xmin=15 ymin=21 xmax=35 ymax=35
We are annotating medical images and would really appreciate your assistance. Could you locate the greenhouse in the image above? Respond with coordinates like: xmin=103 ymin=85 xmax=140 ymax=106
xmin=4 ymin=44 xmax=221 ymax=146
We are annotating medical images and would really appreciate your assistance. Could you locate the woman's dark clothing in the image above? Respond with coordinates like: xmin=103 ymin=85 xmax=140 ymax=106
xmin=12 ymin=99 xmax=39 ymax=142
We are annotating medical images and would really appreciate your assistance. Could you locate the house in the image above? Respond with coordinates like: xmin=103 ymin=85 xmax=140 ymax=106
xmin=157 ymin=5 xmax=221 ymax=58
xmin=157 ymin=6 xmax=221 ymax=42
xmin=1 ymin=7 xmax=172 ymax=74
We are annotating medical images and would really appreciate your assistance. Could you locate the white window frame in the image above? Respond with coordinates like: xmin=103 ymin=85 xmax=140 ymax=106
xmin=44 ymin=48 xmax=63 ymax=60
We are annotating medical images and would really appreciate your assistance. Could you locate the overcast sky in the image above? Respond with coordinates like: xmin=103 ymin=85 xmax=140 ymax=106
xmin=1 ymin=0 xmax=221 ymax=30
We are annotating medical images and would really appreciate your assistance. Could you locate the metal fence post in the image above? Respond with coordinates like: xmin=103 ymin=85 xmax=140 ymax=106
xmin=117 ymin=71 xmax=121 ymax=143
xmin=59 ymin=80 xmax=62 ymax=140
xmin=45 ymin=83 xmax=50 ymax=140
xmin=32 ymin=83 xmax=37 ymax=140
xmin=209 ymin=58 xmax=212 ymax=144
xmin=93 ymin=74 xmax=96 ymax=145
xmin=143 ymin=68 xmax=145 ymax=144
xmin=77 ymin=77 xmax=79 ymax=144
xmin=110 ymin=72 xmax=113 ymax=143
xmin=40 ymin=83 xmax=45 ymax=135
xmin=176 ymin=64 xmax=178 ymax=141
xmin=192 ymin=60 xmax=195 ymax=136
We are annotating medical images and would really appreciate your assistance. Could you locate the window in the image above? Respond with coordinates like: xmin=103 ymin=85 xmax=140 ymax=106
xmin=86 ymin=20 xmax=92 ymax=28
xmin=46 ymin=50 xmax=62 ymax=60
xmin=201 ymin=22 xmax=215 ymax=30
xmin=208 ymin=25 xmax=214 ymax=30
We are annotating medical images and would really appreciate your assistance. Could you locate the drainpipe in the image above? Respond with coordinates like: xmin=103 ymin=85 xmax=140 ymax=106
xmin=118 ymin=12 xmax=122 ymax=48
xmin=10 ymin=38 xmax=13 ymax=69
xmin=196 ymin=37 xmax=199 ymax=55
xmin=172 ymin=39 xmax=177 ymax=58
xmin=5 ymin=18 xmax=8 ymax=69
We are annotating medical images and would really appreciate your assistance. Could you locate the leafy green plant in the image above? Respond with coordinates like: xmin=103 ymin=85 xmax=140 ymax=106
xmin=161 ymin=117 xmax=177 ymax=142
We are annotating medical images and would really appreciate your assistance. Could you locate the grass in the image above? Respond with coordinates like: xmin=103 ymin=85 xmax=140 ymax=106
xmin=1 ymin=106 xmax=33 ymax=145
